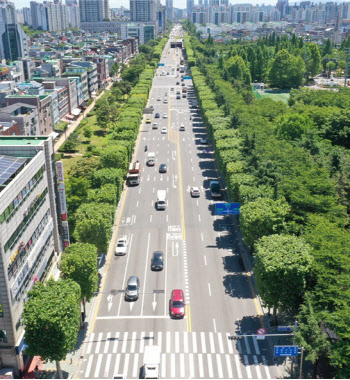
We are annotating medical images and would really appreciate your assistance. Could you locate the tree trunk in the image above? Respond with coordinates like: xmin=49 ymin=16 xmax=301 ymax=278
xmin=273 ymin=307 xmax=277 ymax=325
xmin=56 ymin=361 xmax=63 ymax=379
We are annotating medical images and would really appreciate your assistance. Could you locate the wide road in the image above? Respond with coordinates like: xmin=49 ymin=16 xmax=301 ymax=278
xmin=77 ymin=26 xmax=282 ymax=379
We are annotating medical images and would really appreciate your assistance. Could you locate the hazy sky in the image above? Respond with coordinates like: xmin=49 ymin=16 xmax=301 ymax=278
xmin=14 ymin=0 xmax=280 ymax=10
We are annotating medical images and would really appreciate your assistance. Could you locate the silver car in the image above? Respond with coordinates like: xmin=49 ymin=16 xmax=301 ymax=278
xmin=125 ymin=276 xmax=140 ymax=301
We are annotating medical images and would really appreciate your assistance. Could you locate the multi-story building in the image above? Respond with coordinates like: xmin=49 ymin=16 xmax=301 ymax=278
xmin=67 ymin=4 xmax=80 ymax=28
xmin=79 ymin=0 xmax=104 ymax=22
xmin=187 ymin=0 xmax=195 ymax=18
xmin=0 ymin=81 xmax=16 ymax=108
xmin=0 ymin=103 xmax=39 ymax=135
xmin=0 ymin=120 xmax=18 ymax=135
xmin=166 ymin=0 xmax=173 ymax=21
xmin=43 ymin=0 xmax=69 ymax=31
xmin=30 ymin=1 xmax=49 ymax=30
xmin=19 ymin=58 xmax=36 ymax=82
xmin=121 ymin=22 xmax=155 ymax=44
xmin=22 ymin=7 xmax=32 ymax=26
xmin=103 ymin=0 xmax=109 ymax=19
xmin=0 ymin=1 xmax=29 ymax=61
xmin=70 ymin=61 xmax=98 ymax=97
xmin=87 ymin=56 xmax=109 ymax=88
xmin=130 ymin=0 xmax=156 ymax=23
xmin=62 ymin=67 xmax=89 ymax=101
xmin=0 ymin=136 xmax=61 ymax=377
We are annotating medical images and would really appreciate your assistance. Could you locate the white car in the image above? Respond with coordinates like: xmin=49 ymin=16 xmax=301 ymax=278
xmin=157 ymin=96 xmax=161 ymax=101
xmin=163 ymin=99 xmax=168 ymax=104
xmin=115 ymin=238 xmax=127 ymax=256
xmin=179 ymin=124 xmax=185 ymax=131
xmin=161 ymin=127 xmax=167 ymax=134
xmin=163 ymin=113 xmax=168 ymax=118
xmin=190 ymin=187 xmax=200 ymax=197
xmin=200 ymin=138 xmax=208 ymax=144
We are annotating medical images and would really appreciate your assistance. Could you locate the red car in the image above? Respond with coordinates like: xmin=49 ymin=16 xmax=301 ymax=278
xmin=169 ymin=289 xmax=185 ymax=319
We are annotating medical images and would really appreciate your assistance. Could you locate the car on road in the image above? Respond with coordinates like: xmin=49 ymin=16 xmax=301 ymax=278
xmin=163 ymin=98 xmax=168 ymax=103
xmin=125 ymin=276 xmax=140 ymax=301
xmin=200 ymin=138 xmax=208 ymax=144
xmin=167 ymin=72 xmax=170 ymax=75
xmin=171 ymin=87 xmax=174 ymax=91
xmin=179 ymin=123 xmax=185 ymax=131
xmin=176 ymin=82 xmax=179 ymax=85
xmin=157 ymin=96 xmax=161 ymax=101
xmin=150 ymin=105 xmax=154 ymax=109
xmin=176 ymin=95 xmax=181 ymax=99
xmin=115 ymin=237 xmax=127 ymax=256
xmin=169 ymin=289 xmax=185 ymax=318
xmin=155 ymin=113 xmax=160 ymax=118
xmin=163 ymin=113 xmax=168 ymax=118
xmin=181 ymin=82 xmax=185 ymax=86
xmin=161 ymin=127 xmax=167 ymax=134
xmin=190 ymin=187 xmax=200 ymax=197
xmin=159 ymin=163 xmax=167 ymax=173
xmin=151 ymin=251 xmax=164 ymax=271
xmin=146 ymin=118 xmax=151 ymax=124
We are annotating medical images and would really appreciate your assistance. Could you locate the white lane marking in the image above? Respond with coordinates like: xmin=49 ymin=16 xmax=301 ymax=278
xmin=225 ymin=354 xmax=233 ymax=378
xmin=244 ymin=336 xmax=251 ymax=354
xmin=113 ymin=332 xmax=120 ymax=353
xmin=218 ymin=333 xmax=224 ymax=354
xmin=216 ymin=353 xmax=224 ymax=378
xmin=208 ymin=283 xmax=211 ymax=296
xmin=175 ymin=331 xmax=180 ymax=353
xmin=262 ymin=356 xmax=271 ymax=379
xmin=117 ymin=234 xmax=133 ymax=316
xmin=171 ymin=353 xmax=176 ymax=378
xmin=244 ymin=355 xmax=252 ymax=378
xmin=161 ymin=354 xmax=166 ymax=378
xmin=139 ymin=188 xmax=141 ymax=194
xmin=97 ymin=315 xmax=170 ymax=320
xmin=104 ymin=332 xmax=111 ymax=353
xmin=192 ymin=332 xmax=198 ymax=353
xmin=184 ymin=332 xmax=189 ymax=353
xmin=164 ymin=232 xmax=168 ymax=315
xmin=166 ymin=331 xmax=171 ymax=353
xmin=207 ymin=354 xmax=214 ymax=378
xmin=94 ymin=354 xmax=102 ymax=378
xmin=130 ymin=331 xmax=137 ymax=353
xmin=253 ymin=336 xmax=260 ymax=355
xmin=122 ymin=354 xmax=130 ymax=378
xmin=204 ymin=256 xmax=207 ymax=266
xmin=150 ymin=215 xmax=152 ymax=223
xmin=149 ymin=331 xmax=154 ymax=346
xmin=136 ymin=200 xmax=139 ymax=207
xmin=226 ymin=333 xmax=234 ymax=354
xmin=166 ymin=214 xmax=168 ymax=222
xmin=253 ymin=355 xmax=262 ymax=379
xmin=121 ymin=332 xmax=128 ymax=353
xmin=104 ymin=353 xmax=111 ymax=377
xmin=86 ymin=333 xmax=94 ymax=354
xmin=141 ymin=233 xmax=151 ymax=316
xmin=198 ymin=214 xmax=201 ymax=222
xmin=198 ymin=354 xmax=204 ymax=378
xmin=209 ymin=332 xmax=215 ymax=353
xmin=157 ymin=332 xmax=162 ymax=351
xmin=84 ymin=355 xmax=93 ymax=378
xmin=235 ymin=355 xmax=243 ymax=378
xmin=113 ymin=354 xmax=121 ymax=379
xmin=180 ymin=353 xmax=185 ymax=377
xmin=213 ymin=318 xmax=217 ymax=333
xmin=196 ymin=199 xmax=199 ymax=206
xmin=140 ymin=332 xmax=145 ymax=353
xmin=200 ymin=332 xmax=206 ymax=353
xmin=132 ymin=353 xmax=139 ymax=378
xmin=189 ymin=353 xmax=195 ymax=378
xmin=95 ymin=332 xmax=102 ymax=353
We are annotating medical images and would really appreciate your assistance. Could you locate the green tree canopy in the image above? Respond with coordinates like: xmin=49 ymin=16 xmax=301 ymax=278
xmin=275 ymin=113 xmax=315 ymax=141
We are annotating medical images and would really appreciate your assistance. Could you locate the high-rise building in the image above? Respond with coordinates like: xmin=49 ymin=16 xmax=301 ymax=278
xmin=187 ymin=0 xmax=194 ymax=17
xmin=130 ymin=0 xmax=156 ymax=22
xmin=79 ymin=0 xmax=104 ymax=22
xmin=67 ymin=4 xmax=80 ymax=27
xmin=166 ymin=0 xmax=173 ymax=20
xmin=43 ymin=1 xmax=69 ymax=31
xmin=276 ymin=0 xmax=288 ymax=19
xmin=30 ymin=1 xmax=48 ymax=30
xmin=23 ymin=7 xmax=32 ymax=25
xmin=0 ymin=0 xmax=29 ymax=61
xmin=66 ymin=0 xmax=78 ymax=4
xmin=103 ymin=0 xmax=109 ymax=19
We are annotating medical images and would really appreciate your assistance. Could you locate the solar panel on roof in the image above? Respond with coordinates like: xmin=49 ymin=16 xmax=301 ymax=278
xmin=0 ymin=155 xmax=26 ymax=187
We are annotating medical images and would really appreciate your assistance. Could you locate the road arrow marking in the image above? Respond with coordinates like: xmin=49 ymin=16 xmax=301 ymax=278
xmin=129 ymin=302 xmax=135 ymax=311
xmin=152 ymin=293 xmax=157 ymax=311
xmin=107 ymin=294 xmax=113 ymax=311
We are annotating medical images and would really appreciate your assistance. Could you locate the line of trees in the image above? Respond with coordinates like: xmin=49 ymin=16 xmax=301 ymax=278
xmin=184 ymin=25 xmax=350 ymax=378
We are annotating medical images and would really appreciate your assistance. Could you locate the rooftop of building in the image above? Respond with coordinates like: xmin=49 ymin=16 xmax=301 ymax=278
xmin=0 ymin=136 xmax=47 ymax=146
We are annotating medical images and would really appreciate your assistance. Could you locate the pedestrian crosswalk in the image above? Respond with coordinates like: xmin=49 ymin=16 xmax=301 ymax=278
xmin=80 ymin=331 xmax=276 ymax=379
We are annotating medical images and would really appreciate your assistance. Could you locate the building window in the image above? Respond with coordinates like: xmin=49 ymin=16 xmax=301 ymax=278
xmin=0 ymin=330 xmax=8 ymax=343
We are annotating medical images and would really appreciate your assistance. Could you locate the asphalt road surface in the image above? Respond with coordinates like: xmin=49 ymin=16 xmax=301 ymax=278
xmin=77 ymin=26 xmax=283 ymax=379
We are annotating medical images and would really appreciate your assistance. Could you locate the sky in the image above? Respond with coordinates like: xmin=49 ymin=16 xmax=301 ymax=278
xmin=14 ymin=0 xmax=280 ymax=10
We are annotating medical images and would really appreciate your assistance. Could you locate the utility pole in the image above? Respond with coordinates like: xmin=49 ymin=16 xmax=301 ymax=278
xmin=299 ymin=347 xmax=304 ymax=379
xmin=344 ymin=48 xmax=350 ymax=87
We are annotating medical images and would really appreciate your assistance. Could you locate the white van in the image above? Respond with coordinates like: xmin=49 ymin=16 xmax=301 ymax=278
xmin=147 ymin=152 xmax=155 ymax=166
xmin=157 ymin=190 xmax=166 ymax=210
xmin=152 ymin=122 xmax=158 ymax=129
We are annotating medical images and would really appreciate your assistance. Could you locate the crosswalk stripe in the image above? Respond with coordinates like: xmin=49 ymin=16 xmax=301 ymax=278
xmin=121 ymin=332 xmax=128 ymax=353
xmin=130 ymin=332 xmax=137 ymax=352
xmin=175 ymin=331 xmax=180 ymax=353
xmin=262 ymin=356 xmax=271 ymax=379
xmin=94 ymin=354 xmax=102 ymax=378
xmin=104 ymin=353 xmax=111 ymax=377
xmin=207 ymin=353 xmax=214 ymax=378
xmin=84 ymin=354 xmax=93 ymax=378
xmin=86 ymin=333 xmax=94 ymax=355
xmin=216 ymin=353 xmax=224 ymax=378
xmin=161 ymin=353 xmax=166 ymax=378
xmin=192 ymin=332 xmax=198 ymax=353
xmin=157 ymin=332 xmax=162 ymax=351
xmin=104 ymin=332 xmax=111 ymax=354
xmin=140 ymin=332 xmax=145 ymax=353
xmin=123 ymin=354 xmax=130 ymax=378
xmin=132 ymin=353 xmax=139 ymax=378
xmin=180 ymin=353 xmax=185 ymax=377
xmin=95 ymin=332 xmax=103 ymax=354
xmin=198 ymin=353 xmax=204 ymax=378
xmin=225 ymin=354 xmax=233 ymax=378
xmin=218 ymin=333 xmax=224 ymax=354
xmin=201 ymin=332 xmax=207 ymax=353
xmin=166 ymin=332 xmax=171 ymax=353
xmin=113 ymin=332 xmax=120 ymax=353
xmin=189 ymin=353 xmax=195 ymax=378
xmin=226 ymin=333 xmax=234 ymax=354
xmin=113 ymin=354 xmax=121 ymax=378
xmin=253 ymin=355 xmax=262 ymax=379
xmin=171 ymin=353 xmax=175 ymax=378
xmin=209 ymin=332 xmax=215 ymax=353
xmin=235 ymin=354 xmax=243 ymax=378
xmin=244 ymin=355 xmax=252 ymax=378
xmin=149 ymin=331 xmax=154 ymax=346
xmin=244 ymin=336 xmax=251 ymax=354
xmin=253 ymin=336 xmax=260 ymax=355
xmin=183 ymin=332 xmax=188 ymax=353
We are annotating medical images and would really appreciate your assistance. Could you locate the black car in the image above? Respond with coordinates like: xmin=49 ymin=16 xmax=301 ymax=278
xmin=155 ymin=113 xmax=160 ymax=118
xmin=151 ymin=251 xmax=164 ymax=271
xmin=159 ymin=163 xmax=167 ymax=173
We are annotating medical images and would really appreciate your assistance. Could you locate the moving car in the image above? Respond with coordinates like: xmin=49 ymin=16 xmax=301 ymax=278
xmin=155 ymin=113 xmax=160 ymax=118
xmin=115 ymin=237 xmax=128 ymax=256
xmin=161 ymin=127 xmax=167 ymax=134
xmin=159 ymin=163 xmax=167 ymax=173
xmin=169 ymin=289 xmax=185 ymax=318
xmin=125 ymin=276 xmax=140 ymax=301
xmin=176 ymin=82 xmax=180 ymax=85
xmin=163 ymin=113 xmax=168 ymax=118
xmin=163 ymin=98 xmax=168 ymax=103
xmin=190 ymin=187 xmax=200 ymax=197
xmin=157 ymin=96 xmax=161 ymax=101
xmin=146 ymin=118 xmax=151 ymax=124
xmin=179 ymin=124 xmax=185 ymax=131
xmin=151 ymin=251 xmax=164 ymax=271
xmin=176 ymin=95 xmax=181 ymax=99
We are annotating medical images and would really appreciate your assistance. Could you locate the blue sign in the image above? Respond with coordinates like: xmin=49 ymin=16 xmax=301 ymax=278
xmin=183 ymin=76 xmax=192 ymax=79
xmin=215 ymin=203 xmax=240 ymax=215
xmin=278 ymin=326 xmax=292 ymax=332
xmin=274 ymin=346 xmax=299 ymax=357
xmin=158 ymin=63 xmax=165 ymax=66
